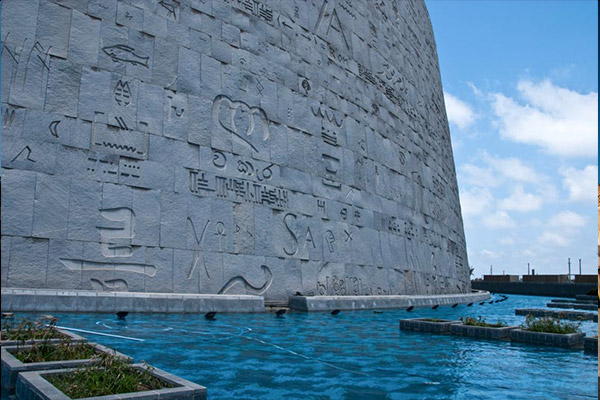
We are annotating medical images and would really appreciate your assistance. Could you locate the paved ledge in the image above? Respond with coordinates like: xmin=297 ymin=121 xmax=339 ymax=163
xmin=1 ymin=288 xmax=264 ymax=313
xmin=289 ymin=290 xmax=490 ymax=312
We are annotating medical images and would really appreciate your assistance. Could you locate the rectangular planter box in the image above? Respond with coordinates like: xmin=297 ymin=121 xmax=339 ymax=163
xmin=1 ymin=342 xmax=131 ymax=394
xmin=399 ymin=318 xmax=462 ymax=334
xmin=510 ymin=329 xmax=585 ymax=348
xmin=1 ymin=328 xmax=87 ymax=347
xmin=583 ymin=336 xmax=598 ymax=354
xmin=450 ymin=323 xmax=517 ymax=340
xmin=15 ymin=363 xmax=207 ymax=400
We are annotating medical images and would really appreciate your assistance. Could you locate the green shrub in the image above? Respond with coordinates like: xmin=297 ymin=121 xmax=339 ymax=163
xmin=460 ymin=316 xmax=506 ymax=328
xmin=420 ymin=318 xmax=449 ymax=323
xmin=3 ymin=315 xmax=96 ymax=363
xmin=1 ymin=315 xmax=62 ymax=342
xmin=522 ymin=315 xmax=581 ymax=334
xmin=13 ymin=341 xmax=97 ymax=363
xmin=47 ymin=353 xmax=172 ymax=399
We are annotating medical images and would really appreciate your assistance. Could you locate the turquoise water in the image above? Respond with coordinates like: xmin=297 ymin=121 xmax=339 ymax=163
xmin=3 ymin=294 xmax=597 ymax=399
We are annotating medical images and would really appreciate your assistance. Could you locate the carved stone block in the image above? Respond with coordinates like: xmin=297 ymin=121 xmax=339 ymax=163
xmin=69 ymin=9 xmax=101 ymax=66
xmin=7 ymin=237 xmax=49 ymax=288
xmin=36 ymin=0 xmax=71 ymax=59
xmin=1 ymin=169 xmax=37 ymax=236
xmin=32 ymin=174 xmax=71 ymax=240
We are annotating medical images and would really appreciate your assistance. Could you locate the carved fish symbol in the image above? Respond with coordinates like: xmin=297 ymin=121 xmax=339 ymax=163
xmin=102 ymin=45 xmax=149 ymax=68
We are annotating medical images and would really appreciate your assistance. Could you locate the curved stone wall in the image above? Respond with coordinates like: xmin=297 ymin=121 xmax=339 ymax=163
xmin=0 ymin=0 xmax=469 ymax=299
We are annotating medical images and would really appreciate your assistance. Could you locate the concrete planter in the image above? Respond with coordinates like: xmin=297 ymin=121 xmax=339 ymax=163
xmin=1 ymin=342 xmax=131 ymax=394
xmin=450 ymin=323 xmax=517 ymax=340
xmin=1 ymin=328 xmax=87 ymax=347
xmin=15 ymin=364 xmax=207 ymax=400
xmin=583 ymin=336 xmax=598 ymax=354
xmin=510 ymin=329 xmax=585 ymax=349
xmin=399 ymin=318 xmax=461 ymax=334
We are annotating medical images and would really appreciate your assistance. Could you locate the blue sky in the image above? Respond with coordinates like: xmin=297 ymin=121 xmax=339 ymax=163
xmin=427 ymin=0 xmax=598 ymax=277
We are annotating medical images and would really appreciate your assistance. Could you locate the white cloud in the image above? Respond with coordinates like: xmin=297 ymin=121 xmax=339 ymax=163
xmin=550 ymin=64 xmax=575 ymax=81
xmin=460 ymin=187 xmax=493 ymax=216
xmin=522 ymin=248 xmax=536 ymax=258
xmin=458 ymin=152 xmax=547 ymax=190
xmin=480 ymin=249 xmax=500 ymax=258
xmin=491 ymin=79 xmax=598 ymax=157
xmin=560 ymin=165 xmax=597 ymax=203
xmin=459 ymin=163 xmax=497 ymax=188
xmin=538 ymin=231 xmax=570 ymax=247
xmin=444 ymin=91 xmax=476 ymax=129
xmin=548 ymin=210 xmax=587 ymax=229
xmin=482 ymin=211 xmax=516 ymax=229
xmin=498 ymin=186 xmax=543 ymax=212
xmin=467 ymin=81 xmax=482 ymax=97
xmin=499 ymin=236 xmax=516 ymax=245
xmin=481 ymin=152 xmax=544 ymax=184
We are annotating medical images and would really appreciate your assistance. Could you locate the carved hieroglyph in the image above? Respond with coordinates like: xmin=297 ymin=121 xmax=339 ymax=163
xmin=1 ymin=0 xmax=470 ymax=299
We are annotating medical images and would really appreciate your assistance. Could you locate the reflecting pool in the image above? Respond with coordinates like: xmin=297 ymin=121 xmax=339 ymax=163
xmin=3 ymin=294 xmax=597 ymax=399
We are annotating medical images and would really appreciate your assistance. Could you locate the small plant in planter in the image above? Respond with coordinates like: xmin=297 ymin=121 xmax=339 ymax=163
xmin=521 ymin=315 xmax=581 ymax=334
xmin=450 ymin=316 xmax=517 ymax=340
xmin=1 ymin=315 xmax=86 ymax=346
xmin=1 ymin=315 xmax=61 ymax=341
xmin=12 ymin=338 xmax=97 ymax=363
xmin=461 ymin=316 xmax=506 ymax=328
xmin=16 ymin=352 xmax=207 ymax=400
xmin=1 ymin=318 xmax=130 ymax=394
xmin=47 ymin=352 xmax=171 ymax=398
xmin=510 ymin=315 xmax=586 ymax=348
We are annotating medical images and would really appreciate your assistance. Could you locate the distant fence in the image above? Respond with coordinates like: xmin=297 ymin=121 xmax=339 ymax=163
xmin=471 ymin=281 xmax=596 ymax=298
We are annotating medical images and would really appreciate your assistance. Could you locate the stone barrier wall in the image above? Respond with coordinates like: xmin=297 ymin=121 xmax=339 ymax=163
xmin=472 ymin=281 xmax=596 ymax=298
xmin=1 ymin=0 xmax=469 ymax=300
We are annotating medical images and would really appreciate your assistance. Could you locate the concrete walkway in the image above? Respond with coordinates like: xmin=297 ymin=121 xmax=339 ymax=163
xmin=2 ymin=288 xmax=491 ymax=313
xmin=289 ymin=290 xmax=491 ymax=312
xmin=1 ymin=288 xmax=264 ymax=313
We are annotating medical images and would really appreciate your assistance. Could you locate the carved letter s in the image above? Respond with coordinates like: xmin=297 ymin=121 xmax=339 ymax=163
xmin=283 ymin=213 xmax=298 ymax=256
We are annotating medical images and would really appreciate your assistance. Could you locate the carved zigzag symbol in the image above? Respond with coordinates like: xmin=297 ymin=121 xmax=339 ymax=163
xmin=102 ymin=142 xmax=137 ymax=153
xmin=310 ymin=106 xmax=343 ymax=127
